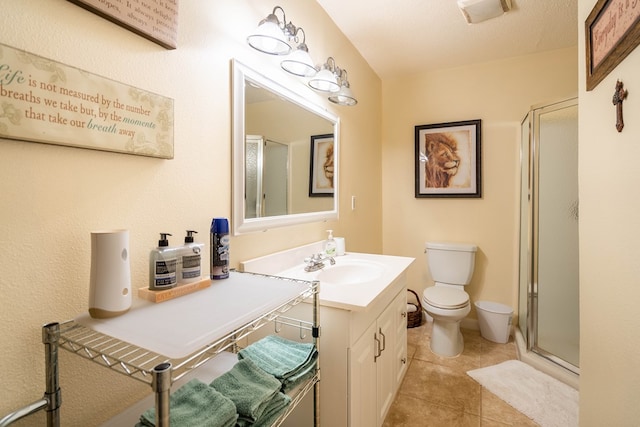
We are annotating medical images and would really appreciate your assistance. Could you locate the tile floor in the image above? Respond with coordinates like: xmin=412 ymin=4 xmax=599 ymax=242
xmin=383 ymin=321 xmax=539 ymax=426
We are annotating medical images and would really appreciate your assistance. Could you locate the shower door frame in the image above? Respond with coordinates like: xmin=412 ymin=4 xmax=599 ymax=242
xmin=519 ymin=97 xmax=580 ymax=376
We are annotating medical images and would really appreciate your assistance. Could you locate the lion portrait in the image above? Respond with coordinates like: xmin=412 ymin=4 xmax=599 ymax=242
xmin=323 ymin=143 xmax=334 ymax=188
xmin=424 ymin=133 xmax=460 ymax=188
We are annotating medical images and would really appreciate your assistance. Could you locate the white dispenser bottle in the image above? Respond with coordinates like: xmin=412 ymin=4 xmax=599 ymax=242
xmin=149 ymin=233 xmax=178 ymax=290
xmin=178 ymin=230 xmax=204 ymax=285
xmin=88 ymin=229 xmax=132 ymax=318
xmin=324 ymin=229 xmax=337 ymax=256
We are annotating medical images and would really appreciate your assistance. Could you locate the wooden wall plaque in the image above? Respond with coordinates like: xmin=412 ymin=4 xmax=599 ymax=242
xmin=67 ymin=0 xmax=178 ymax=49
xmin=0 ymin=43 xmax=175 ymax=159
xmin=585 ymin=0 xmax=640 ymax=90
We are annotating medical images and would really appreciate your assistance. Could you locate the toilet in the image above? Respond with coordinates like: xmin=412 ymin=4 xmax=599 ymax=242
xmin=422 ymin=242 xmax=477 ymax=357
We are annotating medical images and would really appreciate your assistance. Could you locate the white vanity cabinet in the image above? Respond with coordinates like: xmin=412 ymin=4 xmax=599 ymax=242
xmin=350 ymin=289 xmax=407 ymax=427
xmin=240 ymin=247 xmax=415 ymax=427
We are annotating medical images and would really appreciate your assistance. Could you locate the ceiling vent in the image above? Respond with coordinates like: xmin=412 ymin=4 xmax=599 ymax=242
xmin=457 ymin=0 xmax=512 ymax=24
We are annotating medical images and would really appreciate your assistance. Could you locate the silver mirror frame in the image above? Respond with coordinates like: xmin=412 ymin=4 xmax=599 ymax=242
xmin=232 ymin=59 xmax=340 ymax=235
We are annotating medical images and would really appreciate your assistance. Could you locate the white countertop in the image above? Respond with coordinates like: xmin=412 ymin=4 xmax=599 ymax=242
xmin=241 ymin=248 xmax=414 ymax=311
xmin=76 ymin=272 xmax=311 ymax=359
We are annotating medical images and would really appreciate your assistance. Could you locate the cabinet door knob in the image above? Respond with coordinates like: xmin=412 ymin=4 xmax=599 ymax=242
xmin=378 ymin=328 xmax=386 ymax=352
xmin=401 ymin=357 xmax=407 ymax=364
xmin=374 ymin=333 xmax=381 ymax=362
xmin=401 ymin=311 xmax=407 ymax=318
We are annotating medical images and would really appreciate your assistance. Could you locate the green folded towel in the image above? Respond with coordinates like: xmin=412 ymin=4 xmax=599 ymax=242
xmin=238 ymin=335 xmax=317 ymax=380
xmin=137 ymin=378 xmax=237 ymax=427
xmin=210 ymin=358 xmax=281 ymax=423
xmin=281 ymin=352 xmax=318 ymax=393
xmin=252 ymin=392 xmax=291 ymax=427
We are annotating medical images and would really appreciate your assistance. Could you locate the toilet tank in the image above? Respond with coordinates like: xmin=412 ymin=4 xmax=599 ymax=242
xmin=425 ymin=242 xmax=477 ymax=285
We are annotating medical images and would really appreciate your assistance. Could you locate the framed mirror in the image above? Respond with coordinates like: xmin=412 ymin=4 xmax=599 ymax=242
xmin=232 ymin=59 xmax=340 ymax=235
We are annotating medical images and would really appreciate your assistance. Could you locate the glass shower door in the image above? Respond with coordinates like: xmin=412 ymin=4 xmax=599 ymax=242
xmin=518 ymin=113 xmax=531 ymax=344
xmin=519 ymin=98 xmax=579 ymax=373
xmin=535 ymin=99 xmax=579 ymax=368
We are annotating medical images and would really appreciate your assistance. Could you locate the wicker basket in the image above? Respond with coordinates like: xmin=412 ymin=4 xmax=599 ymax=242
xmin=407 ymin=289 xmax=423 ymax=328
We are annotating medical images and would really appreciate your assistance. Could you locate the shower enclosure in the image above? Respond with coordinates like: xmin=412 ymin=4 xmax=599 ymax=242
xmin=518 ymin=98 xmax=579 ymax=378
xmin=245 ymin=135 xmax=289 ymax=218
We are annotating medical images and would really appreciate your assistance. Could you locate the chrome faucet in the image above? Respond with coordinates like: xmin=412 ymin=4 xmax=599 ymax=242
xmin=304 ymin=253 xmax=335 ymax=272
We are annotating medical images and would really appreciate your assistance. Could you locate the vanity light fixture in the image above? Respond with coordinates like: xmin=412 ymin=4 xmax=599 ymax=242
xmin=280 ymin=28 xmax=317 ymax=77
xmin=247 ymin=8 xmax=357 ymax=104
xmin=308 ymin=57 xmax=340 ymax=93
xmin=247 ymin=6 xmax=293 ymax=55
xmin=248 ymin=6 xmax=318 ymax=77
xmin=328 ymin=69 xmax=357 ymax=106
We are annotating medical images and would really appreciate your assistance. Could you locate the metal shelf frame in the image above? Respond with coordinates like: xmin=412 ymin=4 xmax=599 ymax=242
xmin=1 ymin=273 xmax=320 ymax=427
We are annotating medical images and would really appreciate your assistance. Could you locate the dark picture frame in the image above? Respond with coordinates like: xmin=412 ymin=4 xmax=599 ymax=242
xmin=585 ymin=0 xmax=640 ymax=91
xmin=415 ymin=120 xmax=481 ymax=198
xmin=309 ymin=134 xmax=334 ymax=197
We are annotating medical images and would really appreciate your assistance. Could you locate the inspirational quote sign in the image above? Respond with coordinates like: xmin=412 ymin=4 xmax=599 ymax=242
xmin=67 ymin=0 xmax=179 ymax=49
xmin=0 ymin=43 xmax=174 ymax=159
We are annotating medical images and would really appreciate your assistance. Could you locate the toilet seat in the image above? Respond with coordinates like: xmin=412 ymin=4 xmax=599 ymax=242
xmin=423 ymin=286 xmax=469 ymax=309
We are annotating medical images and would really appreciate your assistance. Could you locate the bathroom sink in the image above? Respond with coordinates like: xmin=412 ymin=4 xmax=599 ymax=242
xmin=276 ymin=257 xmax=386 ymax=285
xmin=242 ymin=247 xmax=415 ymax=311
xmin=317 ymin=260 xmax=385 ymax=285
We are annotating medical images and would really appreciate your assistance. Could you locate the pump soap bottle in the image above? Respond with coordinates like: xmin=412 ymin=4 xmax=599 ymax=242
xmin=149 ymin=233 xmax=178 ymax=290
xmin=178 ymin=230 xmax=204 ymax=285
xmin=210 ymin=218 xmax=229 ymax=280
xmin=324 ymin=229 xmax=337 ymax=256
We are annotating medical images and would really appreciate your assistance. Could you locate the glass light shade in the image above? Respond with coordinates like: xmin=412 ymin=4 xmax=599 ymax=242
xmin=328 ymin=85 xmax=357 ymax=106
xmin=308 ymin=68 xmax=340 ymax=92
xmin=281 ymin=45 xmax=317 ymax=77
xmin=247 ymin=19 xmax=291 ymax=55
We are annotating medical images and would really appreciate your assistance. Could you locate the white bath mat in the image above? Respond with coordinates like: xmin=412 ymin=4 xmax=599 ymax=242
xmin=467 ymin=360 xmax=578 ymax=427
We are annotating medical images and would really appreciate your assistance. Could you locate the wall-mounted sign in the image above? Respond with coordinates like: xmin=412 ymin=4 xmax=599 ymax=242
xmin=67 ymin=0 xmax=178 ymax=50
xmin=585 ymin=0 xmax=640 ymax=91
xmin=0 ymin=43 xmax=174 ymax=159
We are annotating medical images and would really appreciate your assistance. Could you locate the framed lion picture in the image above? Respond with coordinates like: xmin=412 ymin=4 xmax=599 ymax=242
xmin=309 ymin=134 xmax=334 ymax=197
xmin=414 ymin=120 xmax=481 ymax=198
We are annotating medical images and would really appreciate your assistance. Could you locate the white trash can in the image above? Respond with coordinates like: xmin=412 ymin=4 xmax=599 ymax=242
xmin=474 ymin=301 xmax=513 ymax=344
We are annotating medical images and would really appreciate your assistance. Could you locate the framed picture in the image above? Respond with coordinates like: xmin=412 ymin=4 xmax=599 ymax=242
xmin=67 ymin=0 xmax=178 ymax=49
xmin=309 ymin=134 xmax=334 ymax=197
xmin=585 ymin=0 xmax=640 ymax=91
xmin=415 ymin=120 xmax=481 ymax=198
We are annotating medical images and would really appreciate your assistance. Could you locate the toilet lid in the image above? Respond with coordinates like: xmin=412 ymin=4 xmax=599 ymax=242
xmin=423 ymin=287 xmax=469 ymax=309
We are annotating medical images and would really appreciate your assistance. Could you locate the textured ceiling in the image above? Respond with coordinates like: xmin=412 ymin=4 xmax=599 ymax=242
xmin=315 ymin=0 xmax=578 ymax=79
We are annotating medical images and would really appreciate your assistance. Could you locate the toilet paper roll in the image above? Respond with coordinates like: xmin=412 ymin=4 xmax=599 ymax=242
xmin=334 ymin=237 xmax=345 ymax=256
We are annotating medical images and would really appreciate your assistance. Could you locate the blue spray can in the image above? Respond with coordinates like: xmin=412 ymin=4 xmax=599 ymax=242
xmin=210 ymin=218 xmax=229 ymax=279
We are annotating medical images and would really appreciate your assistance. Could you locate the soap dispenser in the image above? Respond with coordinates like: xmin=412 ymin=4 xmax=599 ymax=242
xmin=324 ymin=229 xmax=337 ymax=256
xmin=178 ymin=230 xmax=204 ymax=285
xmin=149 ymin=233 xmax=178 ymax=290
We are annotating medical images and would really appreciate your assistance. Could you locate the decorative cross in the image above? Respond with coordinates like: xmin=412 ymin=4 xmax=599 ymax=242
xmin=612 ymin=80 xmax=628 ymax=132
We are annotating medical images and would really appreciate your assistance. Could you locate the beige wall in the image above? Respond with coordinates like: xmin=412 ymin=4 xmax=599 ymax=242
xmin=0 ymin=1 xmax=381 ymax=424
xmin=578 ymin=0 xmax=640 ymax=424
xmin=381 ymin=48 xmax=577 ymax=319
xmin=4 ymin=0 xmax=638 ymax=424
